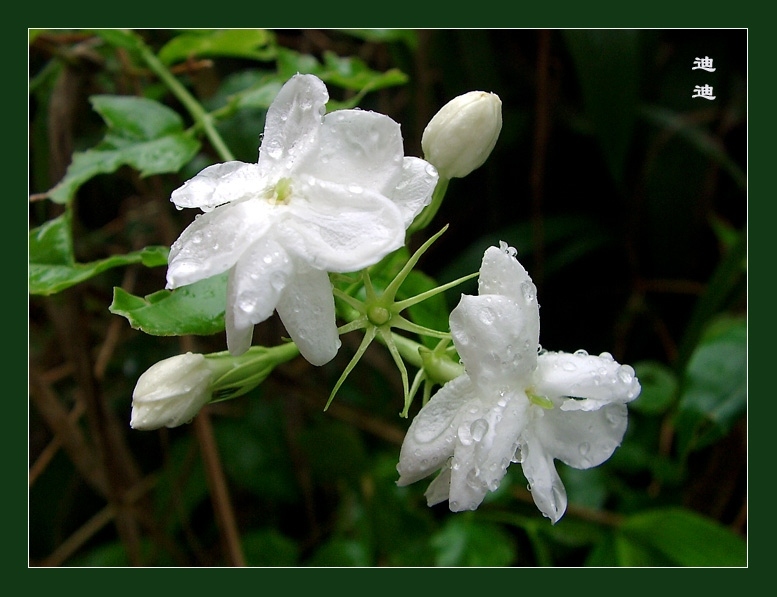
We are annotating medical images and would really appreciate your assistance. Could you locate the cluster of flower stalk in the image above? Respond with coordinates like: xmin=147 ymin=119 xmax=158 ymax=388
xmin=130 ymin=75 xmax=640 ymax=523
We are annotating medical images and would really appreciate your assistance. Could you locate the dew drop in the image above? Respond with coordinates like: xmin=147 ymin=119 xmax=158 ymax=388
xmin=579 ymin=442 xmax=590 ymax=456
xmin=617 ymin=364 xmax=635 ymax=384
xmin=478 ymin=307 xmax=496 ymax=325
xmin=425 ymin=164 xmax=438 ymax=177
xmin=348 ymin=184 xmax=363 ymax=194
xmin=562 ymin=361 xmax=577 ymax=372
xmin=574 ymin=349 xmax=589 ymax=356
xmin=520 ymin=281 xmax=537 ymax=303
xmin=470 ymin=418 xmax=489 ymax=442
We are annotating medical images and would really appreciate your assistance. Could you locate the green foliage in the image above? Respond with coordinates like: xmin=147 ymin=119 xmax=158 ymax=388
xmin=47 ymin=95 xmax=200 ymax=205
xmin=29 ymin=212 xmax=169 ymax=295
xmin=109 ymin=272 xmax=228 ymax=336
xmin=28 ymin=29 xmax=746 ymax=568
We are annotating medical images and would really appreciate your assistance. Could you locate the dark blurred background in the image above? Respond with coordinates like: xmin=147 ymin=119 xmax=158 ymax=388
xmin=29 ymin=29 xmax=746 ymax=566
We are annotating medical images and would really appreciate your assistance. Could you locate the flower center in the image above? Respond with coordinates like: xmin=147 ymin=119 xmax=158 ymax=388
xmin=526 ymin=389 xmax=554 ymax=409
xmin=265 ymin=177 xmax=293 ymax=205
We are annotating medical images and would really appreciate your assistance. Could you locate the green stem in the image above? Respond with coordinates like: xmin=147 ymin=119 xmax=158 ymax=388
xmin=138 ymin=42 xmax=235 ymax=163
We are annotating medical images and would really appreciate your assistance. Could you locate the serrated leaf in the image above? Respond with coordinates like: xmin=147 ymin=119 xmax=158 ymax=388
xmin=29 ymin=212 xmax=170 ymax=295
xmin=109 ymin=272 xmax=228 ymax=336
xmin=158 ymin=29 xmax=276 ymax=65
xmin=47 ymin=95 xmax=200 ymax=205
xmin=619 ymin=507 xmax=746 ymax=566
xmin=675 ymin=316 xmax=746 ymax=454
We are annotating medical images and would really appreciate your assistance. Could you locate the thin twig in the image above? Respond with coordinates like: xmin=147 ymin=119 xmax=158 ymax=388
xmin=193 ymin=411 xmax=246 ymax=566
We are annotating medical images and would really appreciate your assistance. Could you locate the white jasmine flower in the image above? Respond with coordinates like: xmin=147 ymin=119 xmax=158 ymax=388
xmin=421 ymin=90 xmax=502 ymax=179
xmin=166 ymin=74 xmax=439 ymax=365
xmin=396 ymin=243 xmax=640 ymax=523
xmin=131 ymin=352 xmax=215 ymax=430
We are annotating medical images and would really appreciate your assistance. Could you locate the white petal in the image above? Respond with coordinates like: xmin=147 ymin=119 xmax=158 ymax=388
xmin=275 ymin=263 xmax=340 ymax=366
xmin=224 ymin=238 xmax=292 ymax=356
xmin=170 ymin=161 xmax=264 ymax=212
xmin=450 ymin=294 xmax=538 ymax=390
xmin=397 ymin=375 xmax=475 ymax=486
xmin=533 ymin=351 xmax=641 ymax=411
xmin=299 ymin=109 xmax=405 ymax=192
xmin=389 ymin=157 xmax=439 ymax=227
xmin=447 ymin=388 xmax=529 ymax=511
xmin=533 ymin=403 xmax=628 ymax=470
xmin=166 ymin=199 xmax=274 ymax=289
xmin=477 ymin=244 xmax=540 ymax=342
xmin=424 ymin=463 xmax=452 ymax=506
xmin=258 ymin=74 xmax=328 ymax=171
xmin=281 ymin=179 xmax=405 ymax=272
xmin=519 ymin=426 xmax=568 ymax=524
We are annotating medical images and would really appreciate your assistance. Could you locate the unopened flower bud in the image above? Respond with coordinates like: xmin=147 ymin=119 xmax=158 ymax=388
xmin=130 ymin=352 xmax=215 ymax=430
xmin=421 ymin=91 xmax=502 ymax=179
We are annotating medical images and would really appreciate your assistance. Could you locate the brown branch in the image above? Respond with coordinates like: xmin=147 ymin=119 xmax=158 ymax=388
xmin=193 ymin=410 xmax=246 ymax=566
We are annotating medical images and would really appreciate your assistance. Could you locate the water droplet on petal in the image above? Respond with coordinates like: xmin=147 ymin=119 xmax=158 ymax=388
xmin=574 ymin=349 xmax=589 ymax=356
xmin=617 ymin=364 xmax=635 ymax=384
xmin=563 ymin=361 xmax=576 ymax=372
xmin=478 ymin=307 xmax=496 ymax=325
xmin=521 ymin=281 xmax=537 ymax=303
xmin=579 ymin=442 xmax=590 ymax=456
xmin=470 ymin=419 xmax=489 ymax=442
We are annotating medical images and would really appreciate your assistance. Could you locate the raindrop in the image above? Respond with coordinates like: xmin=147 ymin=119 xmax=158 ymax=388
xmin=574 ymin=349 xmax=589 ymax=356
xmin=617 ymin=364 xmax=635 ymax=384
xmin=562 ymin=361 xmax=577 ymax=372
xmin=348 ymin=184 xmax=363 ymax=194
xmin=579 ymin=442 xmax=590 ymax=456
xmin=478 ymin=307 xmax=496 ymax=325
xmin=470 ymin=419 xmax=489 ymax=442
xmin=520 ymin=281 xmax=536 ymax=303
xmin=425 ymin=164 xmax=438 ymax=177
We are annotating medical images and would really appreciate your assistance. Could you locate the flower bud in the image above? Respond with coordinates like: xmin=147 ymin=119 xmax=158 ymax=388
xmin=421 ymin=91 xmax=502 ymax=179
xmin=130 ymin=352 xmax=215 ymax=430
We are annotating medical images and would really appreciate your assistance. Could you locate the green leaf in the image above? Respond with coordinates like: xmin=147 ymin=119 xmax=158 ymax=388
xmin=630 ymin=360 xmax=678 ymax=415
xmin=305 ymin=538 xmax=372 ymax=567
xmin=242 ymin=529 xmax=299 ymax=567
xmin=109 ymin=272 xmax=228 ymax=336
xmin=47 ymin=95 xmax=200 ymax=204
xmin=337 ymin=29 xmax=419 ymax=50
xmin=675 ymin=315 xmax=747 ymax=454
xmin=618 ymin=507 xmax=747 ymax=566
xmin=158 ymin=29 xmax=276 ymax=65
xmin=29 ymin=211 xmax=170 ymax=295
xmin=563 ymin=29 xmax=640 ymax=185
xmin=640 ymin=105 xmax=747 ymax=190
xmin=275 ymin=47 xmax=408 ymax=109
xmin=431 ymin=515 xmax=516 ymax=567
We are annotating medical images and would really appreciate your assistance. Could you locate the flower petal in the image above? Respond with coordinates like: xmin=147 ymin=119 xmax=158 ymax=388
xmin=533 ymin=403 xmax=628 ymax=470
xmin=389 ymin=157 xmax=439 ymax=227
xmin=424 ymin=463 xmax=453 ymax=506
xmin=447 ymin=388 xmax=530 ymax=511
xmin=258 ymin=74 xmax=328 ymax=171
xmin=170 ymin=161 xmax=264 ymax=212
xmin=275 ymin=262 xmax=341 ymax=366
xmin=299 ymin=109 xmax=405 ymax=192
xmin=532 ymin=351 xmax=641 ymax=411
xmin=282 ymin=179 xmax=405 ymax=272
xmin=224 ymin=237 xmax=292 ymax=356
xmin=450 ymin=294 xmax=538 ymax=389
xmin=167 ymin=199 xmax=274 ymax=289
xmin=477 ymin=244 xmax=540 ymax=342
xmin=397 ymin=375 xmax=475 ymax=486
xmin=519 ymin=424 xmax=568 ymax=524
